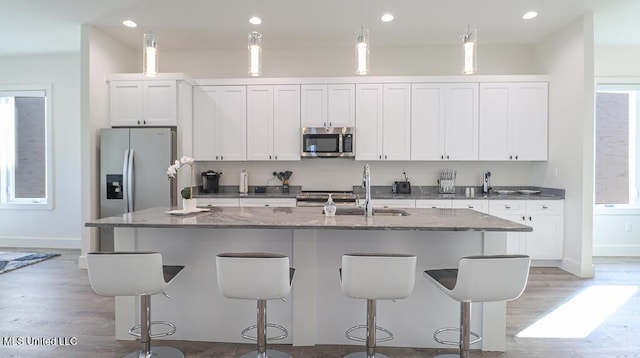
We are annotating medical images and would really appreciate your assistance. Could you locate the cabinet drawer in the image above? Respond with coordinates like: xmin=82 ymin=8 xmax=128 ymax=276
xmin=240 ymin=198 xmax=297 ymax=207
xmin=370 ymin=199 xmax=416 ymax=209
xmin=415 ymin=199 xmax=452 ymax=209
xmin=452 ymin=200 xmax=488 ymax=213
xmin=488 ymin=200 xmax=525 ymax=214
xmin=197 ymin=198 xmax=240 ymax=207
xmin=526 ymin=200 xmax=564 ymax=214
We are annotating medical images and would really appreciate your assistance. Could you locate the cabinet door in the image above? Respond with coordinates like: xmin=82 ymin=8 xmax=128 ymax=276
xmin=301 ymin=85 xmax=327 ymax=127
xmin=512 ymin=83 xmax=548 ymax=160
xmin=525 ymin=200 xmax=564 ymax=259
xmin=382 ymin=84 xmax=411 ymax=160
xmin=143 ymin=81 xmax=177 ymax=126
xmin=217 ymin=86 xmax=247 ymax=161
xmin=327 ymin=84 xmax=355 ymax=127
xmin=479 ymin=83 xmax=511 ymax=160
xmin=109 ymin=81 xmax=143 ymax=126
xmin=488 ymin=200 xmax=526 ymax=255
xmin=411 ymin=84 xmax=444 ymax=160
xmin=193 ymin=86 xmax=218 ymax=160
xmin=444 ymin=83 xmax=478 ymax=160
xmin=247 ymin=85 xmax=274 ymax=161
xmin=355 ymin=84 xmax=383 ymax=160
xmin=273 ymin=85 xmax=301 ymax=160
xmin=526 ymin=214 xmax=564 ymax=259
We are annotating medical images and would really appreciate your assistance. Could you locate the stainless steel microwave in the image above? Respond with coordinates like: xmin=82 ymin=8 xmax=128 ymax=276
xmin=301 ymin=127 xmax=354 ymax=158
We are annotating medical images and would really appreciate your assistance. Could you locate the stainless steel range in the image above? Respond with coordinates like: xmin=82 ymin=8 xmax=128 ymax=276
xmin=295 ymin=190 xmax=357 ymax=207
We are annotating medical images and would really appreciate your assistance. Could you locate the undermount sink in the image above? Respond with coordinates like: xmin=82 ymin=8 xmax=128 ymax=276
xmin=327 ymin=207 xmax=410 ymax=217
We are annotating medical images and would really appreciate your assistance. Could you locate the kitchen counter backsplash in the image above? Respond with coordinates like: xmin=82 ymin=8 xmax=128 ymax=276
xmin=190 ymin=185 xmax=563 ymax=200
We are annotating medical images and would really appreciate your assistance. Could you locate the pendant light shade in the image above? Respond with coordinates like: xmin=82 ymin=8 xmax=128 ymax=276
xmin=355 ymin=26 xmax=370 ymax=75
xmin=461 ymin=27 xmax=477 ymax=75
xmin=143 ymin=33 xmax=158 ymax=77
xmin=248 ymin=31 xmax=262 ymax=77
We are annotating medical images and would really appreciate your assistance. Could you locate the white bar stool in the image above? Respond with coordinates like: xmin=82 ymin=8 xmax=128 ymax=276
xmin=424 ymin=254 xmax=531 ymax=358
xmin=340 ymin=253 xmax=417 ymax=358
xmin=86 ymin=252 xmax=185 ymax=358
xmin=216 ymin=252 xmax=295 ymax=358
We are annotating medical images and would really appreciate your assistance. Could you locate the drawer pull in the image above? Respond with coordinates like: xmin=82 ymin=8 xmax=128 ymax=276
xmin=468 ymin=206 xmax=474 ymax=209
xmin=542 ymin=205 xmax=549 ymax=209
xmin=505 ymin=205 xmax=511 ymax=209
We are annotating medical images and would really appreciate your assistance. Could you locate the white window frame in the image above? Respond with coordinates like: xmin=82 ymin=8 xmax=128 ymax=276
xmin=0 ymin=84 xmax=53 ymax=209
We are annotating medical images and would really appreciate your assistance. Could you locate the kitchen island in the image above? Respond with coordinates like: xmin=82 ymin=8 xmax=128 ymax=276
xmin=86 ymin=206 xmax=531 ymax=351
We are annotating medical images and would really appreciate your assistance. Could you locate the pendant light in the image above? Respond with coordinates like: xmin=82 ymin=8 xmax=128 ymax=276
xmin=248 ymin=31 xmax=262 ymax=77
xmin=461 ymin=26 xmax=477 ymax=75
xmin=356 ymin=26 xmax=370 ymax=75
xmin=143 ymin=32 xmax=158 ymax=77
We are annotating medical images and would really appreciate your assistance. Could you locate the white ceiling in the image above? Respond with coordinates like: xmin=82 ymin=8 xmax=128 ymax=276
xmin=0 ymin=0 xmax=639 ymax=56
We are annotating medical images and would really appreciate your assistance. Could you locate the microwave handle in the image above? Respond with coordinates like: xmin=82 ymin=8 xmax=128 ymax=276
xmin=339 ymin=133 xmax=343 ymax=153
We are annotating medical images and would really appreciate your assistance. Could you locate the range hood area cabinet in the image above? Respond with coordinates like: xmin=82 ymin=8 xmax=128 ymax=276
xmin=479 ymin=82 xmax=548 ymax=161
xmin=355 ymin=83 xmax=411 ymax=161
xmin=246 ymin=85 xmax=301 ymax=161
xmin=108 ymin=76 xmax=192 ymax=127
xmin=301 ymin=84 xmax=355 ymax=128
xmin=411 ymin=83 xmax=479 ymax=161
xmin=193 ymin=85 xmax=247 ymax=161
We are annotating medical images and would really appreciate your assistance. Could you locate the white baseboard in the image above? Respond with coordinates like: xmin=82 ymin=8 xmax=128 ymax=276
xmin=593 ymin=245 xmax=640 ymax=257
xmin=561 ymin=257 xmax=595 ymax=278
xmin=0 ymin=236 xmax=81 ymax=249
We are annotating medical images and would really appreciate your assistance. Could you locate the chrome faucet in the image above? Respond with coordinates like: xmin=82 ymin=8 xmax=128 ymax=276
xmin=362 ymin=164 xmax=373 ymax=217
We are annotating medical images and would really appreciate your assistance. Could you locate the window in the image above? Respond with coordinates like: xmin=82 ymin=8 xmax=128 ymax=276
xmin=0 ymin=85 xmax=52 ymax=209
xmin=595 ymin=84 xmax=639 ymax=208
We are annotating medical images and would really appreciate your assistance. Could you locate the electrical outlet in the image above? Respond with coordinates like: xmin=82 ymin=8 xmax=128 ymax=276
xmin=272 ymin=171 xmax=277 ymax=176
xmin=625 ymin=223 xmax=633 ymax=232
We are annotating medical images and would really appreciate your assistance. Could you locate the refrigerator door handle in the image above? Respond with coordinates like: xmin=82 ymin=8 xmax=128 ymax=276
xmin=127 ymin=149 xmax=135 ymax=212
xmin=122 ymin=150 xmax=130 ymax=213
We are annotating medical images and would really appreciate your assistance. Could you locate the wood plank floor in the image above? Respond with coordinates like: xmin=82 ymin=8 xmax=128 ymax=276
xmin=1 ymin=248 xmax=639 ymax=357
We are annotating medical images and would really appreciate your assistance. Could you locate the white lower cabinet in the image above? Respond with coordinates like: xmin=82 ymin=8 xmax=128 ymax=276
xmin=489 ymin=200 xmax=564 ymax=260
xmin=240 ymin=198 xmax=297 ymax=207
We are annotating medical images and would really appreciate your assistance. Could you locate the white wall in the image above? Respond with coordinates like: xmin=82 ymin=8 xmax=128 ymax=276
xmin=159 ymin=44 xmax=536 ymax=78
xmin=595 ymin=46 xmax=640 ymax=77
xmin=0 ymin=55 xmax=81 ymax=248
xmin=532 ymin=15 xmax=595 ymax=277
xmin=80 ymin=25 xmax=136 ymax=265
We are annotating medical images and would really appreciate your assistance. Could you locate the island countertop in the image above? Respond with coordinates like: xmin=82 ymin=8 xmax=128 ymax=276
xmin=85 ymin=206 xmax=532 ymax=232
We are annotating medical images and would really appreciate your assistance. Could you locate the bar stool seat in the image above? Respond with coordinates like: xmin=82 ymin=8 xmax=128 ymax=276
xmin=86 ymin=252 xmax=185 ymax=358
xmin=340 ymin=253 xmax=417 ymax=358
xmin=424 ymin=255 xmax=531 ymax=358
xmin=216 ymin=252 xmax=295 ymax=358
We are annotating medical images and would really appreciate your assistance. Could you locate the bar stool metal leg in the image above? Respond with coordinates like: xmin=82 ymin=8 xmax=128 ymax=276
xmin=124 ymin=295 xmax=184 ymax=358
xmin=239 ymin=300 xmax=291 ymax=358
xmin=344 ymin=299 xmax=391 ymax=358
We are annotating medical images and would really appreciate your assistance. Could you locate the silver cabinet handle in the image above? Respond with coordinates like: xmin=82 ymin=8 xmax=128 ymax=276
xmin=441 ymin=155 xmax=444 ymax=160
xmin=446 ymin=155 xmax=450 ymax=159
xmin=379 ymin=155 xmax=382 ymax=159
xmin=542 ymin=205 xmax=549 ymax=209
xmin=384 ymin=155 xmax=387 ymax=160
xmin=505 ymin=205 xmax=511 ymax=209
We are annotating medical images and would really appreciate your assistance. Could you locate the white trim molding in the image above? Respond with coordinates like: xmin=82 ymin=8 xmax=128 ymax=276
xmin=0 ymin=236 xmax=80 ymax=249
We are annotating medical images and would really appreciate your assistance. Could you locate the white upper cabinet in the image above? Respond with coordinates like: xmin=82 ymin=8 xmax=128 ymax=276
xmin=301 ymin=84 xmax=355 ymax=127
xmin=193 ymin=86 xmax=247 ymax=161
xmin=479 ymin=82 xmax=548 ymax=161
xmin=247 ymin=85 xmax=300 ymax=161
xmin=356 ymin=83 xmax=411 ymax=160
xmin=109 ymin=80 xmax=178 ymax=127
xmin=411 ymin=83 xmax=479 ymax=160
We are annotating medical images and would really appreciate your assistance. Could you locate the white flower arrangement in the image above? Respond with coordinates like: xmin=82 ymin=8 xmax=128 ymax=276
xmin=167 ymin=156 xmax=195 ymax=199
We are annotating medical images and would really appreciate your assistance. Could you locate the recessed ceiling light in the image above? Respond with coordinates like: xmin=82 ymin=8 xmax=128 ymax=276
xmin=249 ymin=16 xmax=262 ymax=25
xmin=522 ymin=11 xmax=538 ymax=20
xmin=122 ymin=20 xmax=137 ymax=28
xmin=381 ymin=13 xmax=394 ymax=22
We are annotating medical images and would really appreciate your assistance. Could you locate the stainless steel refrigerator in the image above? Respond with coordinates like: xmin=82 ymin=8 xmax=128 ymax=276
xmin=99 ymin=127 xmax=177 ymax=250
